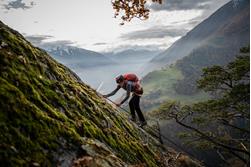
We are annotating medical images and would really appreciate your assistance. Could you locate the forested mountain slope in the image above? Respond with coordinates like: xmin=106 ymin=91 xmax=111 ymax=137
xmin=141 ymin=0 xmax=249 ymax=110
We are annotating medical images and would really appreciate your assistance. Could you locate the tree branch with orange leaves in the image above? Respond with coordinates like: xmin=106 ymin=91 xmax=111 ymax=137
xmin=112 ymin=0 xmax=162 ymax=25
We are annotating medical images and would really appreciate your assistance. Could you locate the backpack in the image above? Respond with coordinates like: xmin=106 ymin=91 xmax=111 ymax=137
xmin=123 ymin=73 xmax=143 ymax=95
xmin=123 ymin=73 xmax=139 ymax=83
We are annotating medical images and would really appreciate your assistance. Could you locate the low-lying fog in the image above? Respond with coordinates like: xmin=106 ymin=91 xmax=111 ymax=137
xmin=56 ymin=50 xmax=160 ymax=100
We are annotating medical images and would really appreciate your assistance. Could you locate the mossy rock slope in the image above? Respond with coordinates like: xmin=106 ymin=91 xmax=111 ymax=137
xmin=0 ymin=21 xmax=186 ymax=167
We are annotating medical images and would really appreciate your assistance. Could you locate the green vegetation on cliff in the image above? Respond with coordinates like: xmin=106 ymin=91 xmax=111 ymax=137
xmin=0 ymin=21 xmax=186 ymax=167
xmin=148 ymin=48 xmax=250 ymax=166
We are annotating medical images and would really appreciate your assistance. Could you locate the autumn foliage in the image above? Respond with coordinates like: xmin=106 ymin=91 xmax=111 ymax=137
xmin=112 ymin=0 xmax=162 ymax=24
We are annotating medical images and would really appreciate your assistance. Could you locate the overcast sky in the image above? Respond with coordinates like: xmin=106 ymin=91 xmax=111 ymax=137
xmin=0 ymin=0 xmax=230 ymax=52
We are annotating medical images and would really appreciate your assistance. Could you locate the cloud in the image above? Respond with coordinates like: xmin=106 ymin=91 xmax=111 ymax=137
xmin=3 ymin=0 xmax=35 ymax=10
xmin=105 ymin=44 xmax=165 ymax=53
xmin=43 ymin=40 xmax=75 ymax=46
xmin=119 ymin=0 xmax=230 ymax=45
xmin=26 ymin=35 xmax=52 ymax=42
xmin=187 ymin=19 xmax=200 ymax=26
xmin=93 ymin=42 xmax=107 ymax=46
xmin=25 ymin=35 xmax=53 ymax=47
xmin=38 ymin=40 xmax=76 ymax=50
xmin=120 ymin=26 xmax=187 ymax=40
xmin=149 ymin=0 xmax=231 ymax=22
xmin=149 ymin=0 xmax=213 ymax=11
xmin=25 ymin=35 xmax=75 ymax=50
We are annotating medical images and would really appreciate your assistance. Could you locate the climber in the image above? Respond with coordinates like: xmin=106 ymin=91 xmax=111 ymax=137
xmin=103 ymin=73 xmax=147 ymax=127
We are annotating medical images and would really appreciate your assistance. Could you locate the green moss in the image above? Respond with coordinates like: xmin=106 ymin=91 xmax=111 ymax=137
xmin=0 ymin=20 xmax=173 ymax=167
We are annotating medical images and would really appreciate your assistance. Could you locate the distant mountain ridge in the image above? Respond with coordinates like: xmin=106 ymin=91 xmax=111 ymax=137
xmin=103 ymin=49 xmax=160 ymax=63
xmin=149 ymin=0 xmax=250 ymax=67
xmin=48 ymin=46 xmax=116 ymax=69
xmin=141 ymin=0 xmax=250 ymax=110
xmin=25 ymin=37 xmax=116 ymax=69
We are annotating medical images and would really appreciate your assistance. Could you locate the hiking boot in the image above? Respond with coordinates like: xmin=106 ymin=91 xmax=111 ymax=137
xmin=139 ymin=121 xmax=147 ymax=127
xmin=129 ymin=116 xmax=136 ymax=122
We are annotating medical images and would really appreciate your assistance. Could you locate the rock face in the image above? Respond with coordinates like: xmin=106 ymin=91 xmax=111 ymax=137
xmin=0 ymin=21 xmax=202 ymax=167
